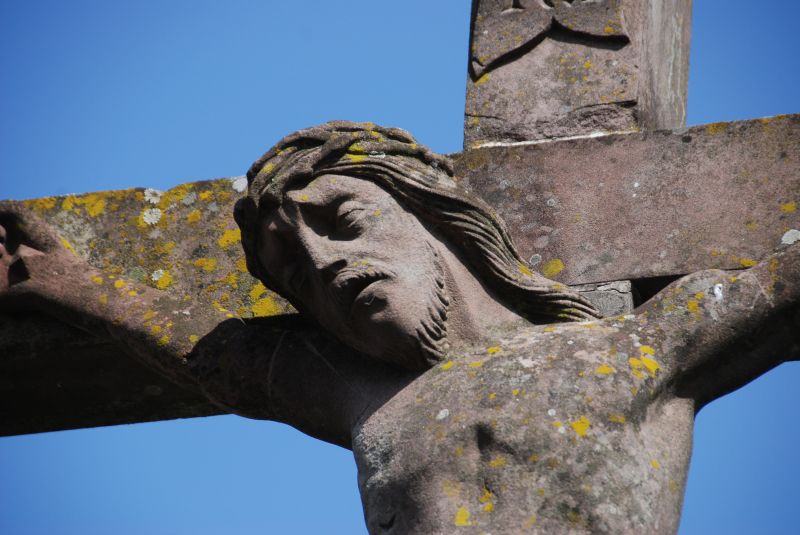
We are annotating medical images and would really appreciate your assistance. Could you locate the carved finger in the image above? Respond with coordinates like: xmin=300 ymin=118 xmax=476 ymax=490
xmin=0 ymin=202 xmax=61 ymax=255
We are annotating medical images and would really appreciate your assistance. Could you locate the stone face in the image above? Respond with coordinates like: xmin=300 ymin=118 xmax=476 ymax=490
xmin=455 ymin=114 xmax=800 ymax=284
xmin=465 ymin=0 xmax=692 ymax=146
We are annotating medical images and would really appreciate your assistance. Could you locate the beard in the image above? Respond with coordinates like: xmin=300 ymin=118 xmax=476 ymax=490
xmin=377 ymin=240 xmax=449 ymax=369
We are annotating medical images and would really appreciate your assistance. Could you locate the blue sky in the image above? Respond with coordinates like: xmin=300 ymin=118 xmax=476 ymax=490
xmin=1 ymin=1 xmax=798 ymax=533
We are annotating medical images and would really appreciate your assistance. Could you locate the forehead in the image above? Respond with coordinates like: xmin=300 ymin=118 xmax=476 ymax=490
xmin=285 ymin=173 xmax=391 ymax=205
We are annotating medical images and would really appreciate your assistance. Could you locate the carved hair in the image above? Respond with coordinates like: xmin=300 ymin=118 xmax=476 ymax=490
xmin=235 ymin=121 xmax=600 ymax=323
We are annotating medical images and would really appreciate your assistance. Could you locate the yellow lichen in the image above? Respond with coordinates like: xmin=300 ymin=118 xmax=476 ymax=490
xmin=488 ymin=456 xmax=507 ymax=468
xmin=441 ymin=360 xmax=455 ymax=370
xmin=194 ymin=258 xmax=218 ymax=272
xmin=155 ymin=270 xmax=173 ymax=289
xmin=475 ymin=73 xmax=491 ymax=86
xmin=224 ymin=272 xmax=239 ymax=289
xmin=251 ymin=296 xmax=281 ymax=316
xmin=780 ymin=201 xmax=797 ymax=214
xmin=541 ymin=259 xmax=565 ymax=278
xmin=187 ymin=209 xmax=202 ymax=223
xmin=608 ymin=414 xmax=626 ymax=424
xmin=23 ymin=196 xmax=57 ymax=213
xmin=596 ymin=364 xmax=615 ymax=375
xmin=640 ymin=356 xmax=660 ymax=377
xmin=346 ymin=153 xmax=367 ymax=163
xmin=84 ymin=195 xmax=106 ymax=217
xmin=454 ymin=506 xmax=471 ymax=527
xmin=60 ymin=237 xmax=77 ymax=256
xmin=570 ymin=416 xmax=590 ymax=437
xmin=217 ymin=229 xmax=241 ymax=248
xmin=486 ymin=345 xmax=501 ymax=354
xmin=249 ymin=281 xmax=267 ymax=301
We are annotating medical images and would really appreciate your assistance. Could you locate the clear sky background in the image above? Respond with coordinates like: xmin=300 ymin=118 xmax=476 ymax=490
xmin=0 ymin=1 xmax=798 ymax=533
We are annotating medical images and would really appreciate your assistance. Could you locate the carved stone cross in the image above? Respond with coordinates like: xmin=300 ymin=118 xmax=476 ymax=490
xmin=2 ymin=1 xmax=798 ymax=533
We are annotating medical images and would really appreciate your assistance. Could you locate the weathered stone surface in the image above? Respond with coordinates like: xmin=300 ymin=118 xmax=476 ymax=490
xmin=354 ymin=245 xmax=800 ymax=534
xmin=2 ymin=120 xmax=799 ymax=534
xmin=465 ymin=0 xmax=692 ymax=146
xmin=455 ymin=114 xmax=800 ymax=284
xmin=2 ymin=114 xmax=797 ymax=436
xmin=0 ymin=178 xmax=290 ymax=435
xmin=12 ymin=178 xmax=292 ymax=318
xmin=572 ymin=279 xmax=633 ymax=317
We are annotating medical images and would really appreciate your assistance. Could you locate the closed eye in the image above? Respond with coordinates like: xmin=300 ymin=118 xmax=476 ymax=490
xmin=333 ymin=201 xmax=369 ymax=239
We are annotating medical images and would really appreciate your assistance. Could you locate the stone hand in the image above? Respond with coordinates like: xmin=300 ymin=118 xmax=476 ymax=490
xmin=0 ymin=203 xmax=86 ymax=309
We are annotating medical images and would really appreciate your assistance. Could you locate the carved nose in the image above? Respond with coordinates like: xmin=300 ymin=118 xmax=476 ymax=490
xmin=298 ymin=230 xmax=348 ymax=285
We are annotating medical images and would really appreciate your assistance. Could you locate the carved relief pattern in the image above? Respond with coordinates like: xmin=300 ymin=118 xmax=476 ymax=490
xmin=471 ymin=0 xmax=628 ymax=77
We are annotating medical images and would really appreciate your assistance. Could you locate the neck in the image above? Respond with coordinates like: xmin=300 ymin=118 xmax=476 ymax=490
xmin=433 ymin=241 xmax=525 ymax=351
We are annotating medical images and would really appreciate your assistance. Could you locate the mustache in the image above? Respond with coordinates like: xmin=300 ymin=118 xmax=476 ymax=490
xmin=329 ymin=262 xmax=395 ymax=315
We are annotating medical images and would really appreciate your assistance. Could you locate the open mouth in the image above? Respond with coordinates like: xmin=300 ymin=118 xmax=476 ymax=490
xmin=332 ymin=268 xmax=390 ymax=316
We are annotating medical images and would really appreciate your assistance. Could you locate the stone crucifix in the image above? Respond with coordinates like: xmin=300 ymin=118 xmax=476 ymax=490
xmin=2 ymin=1 xmax=799 ymax=533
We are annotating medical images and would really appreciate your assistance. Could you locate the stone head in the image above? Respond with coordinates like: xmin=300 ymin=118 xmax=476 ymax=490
xmin=235 ymin=121 xmax=598 ymax=370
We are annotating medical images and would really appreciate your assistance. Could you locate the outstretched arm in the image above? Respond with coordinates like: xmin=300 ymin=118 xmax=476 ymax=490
xmin=0 ymin=203 xmax=412 ymax=447
xmin=637 ymin=243 xmax=799 ymax=408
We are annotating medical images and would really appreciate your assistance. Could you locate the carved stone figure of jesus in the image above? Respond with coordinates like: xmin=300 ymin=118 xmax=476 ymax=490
xmin=1 ymin=121 xmax=798 ymax=534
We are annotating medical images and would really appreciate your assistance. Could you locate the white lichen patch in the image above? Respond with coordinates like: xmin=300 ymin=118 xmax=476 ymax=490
xmin=713 ymin=283 xmax=724 ymax=301
xmin=435 ymin=409 xmax=450 ymax=421
xmin=781 ymin=229 xmax=800 ymax=245
xmin=231 ymin=176 xmax=248 ymax=193
xmin=142 ymin=208 xmax=162 ymax=225
xmin=144 ymin=188 xmax=163 ymax=204
xmin=151 ymin=269 xmax=165 ymax=282
xmin=181 ymin=191 xmax=197 ymax=205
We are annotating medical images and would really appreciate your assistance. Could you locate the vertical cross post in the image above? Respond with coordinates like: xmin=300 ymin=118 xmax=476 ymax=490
xmin=465 ymin=0 xmax=692 ymax=147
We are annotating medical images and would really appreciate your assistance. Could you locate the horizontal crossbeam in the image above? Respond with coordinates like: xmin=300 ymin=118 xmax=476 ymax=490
xmin=1 ymin=114 xmax=797 ymax=436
